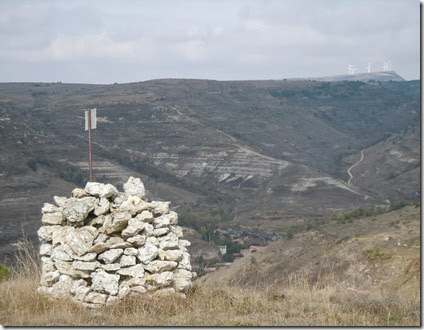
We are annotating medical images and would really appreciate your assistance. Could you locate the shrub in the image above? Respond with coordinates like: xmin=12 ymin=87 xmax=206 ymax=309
xmin=365 ymin=245 xmax=393 ymax=260
xmin=0 ymin=263 xmax=10 ymax=281
xmin=26 ymin=158 xmax=38 ymax=171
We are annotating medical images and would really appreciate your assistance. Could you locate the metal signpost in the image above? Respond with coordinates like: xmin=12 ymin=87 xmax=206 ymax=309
xmin=85 ymin=108 xmax=97 ymax=182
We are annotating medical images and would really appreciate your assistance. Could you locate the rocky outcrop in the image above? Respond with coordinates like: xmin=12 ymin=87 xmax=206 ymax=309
xmin=37 ymin=177 xmax=195 ymax=308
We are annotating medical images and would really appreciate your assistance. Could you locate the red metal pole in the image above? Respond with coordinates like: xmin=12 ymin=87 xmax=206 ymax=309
xmin=88 ymin=109 xmax=93 ymax=182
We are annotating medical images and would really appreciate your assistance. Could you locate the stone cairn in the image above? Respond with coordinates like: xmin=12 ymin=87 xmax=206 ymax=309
xmin=37 ymin=177 xmax=195 ymax=308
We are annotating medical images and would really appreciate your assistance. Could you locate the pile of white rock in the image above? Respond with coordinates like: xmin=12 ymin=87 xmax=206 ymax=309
xmin=37 ymin=177 xmax=195 ymax=308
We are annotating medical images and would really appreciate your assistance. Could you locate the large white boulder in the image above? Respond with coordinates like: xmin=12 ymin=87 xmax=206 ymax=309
xmin=137 ymin=242 xmax=158 ymax=264
xmin=61 ymin=197 xmax=97 ymax=225
xmin=85 ymin=182 xmax=118 ymax=198
xmin=173 ymin=269 xmax=193 ymax=292
xmin=119 ymin=196 xmax=149 ymax=215
xmin=98 ymin=248 xmax=123 ymax=264
xmin=123 ymin=176 xmax=146 ymax=199
xmin=41 ymin=212 xmax=65 ymax=225
xmin=101 ymin=212 xmax=131 ymax=234
xmin=117 ymin=264 xmax=145 ymax=278
xmin=144 ymin=260 xmax=177 ymax=273
xmin=91 ymin=271 xmax=120 ymax=296
xmin=94 ymin=198 xmax=110 ymax=216
xmin=159 ymin=232 xmax=179 ymax=250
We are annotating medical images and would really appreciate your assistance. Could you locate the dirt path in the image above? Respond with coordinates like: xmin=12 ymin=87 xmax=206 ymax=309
xmin=347 ymin=150 xmax=365 ymax=186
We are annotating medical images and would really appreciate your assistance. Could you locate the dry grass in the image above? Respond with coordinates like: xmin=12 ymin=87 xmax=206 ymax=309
xmin=0 ymin=238 xmax=419 ymax=326
xmin=0 ymin=270 xmax=419 ymax=325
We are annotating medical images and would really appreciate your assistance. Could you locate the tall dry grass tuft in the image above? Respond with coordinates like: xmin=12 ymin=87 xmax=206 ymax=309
xmin=0 ymin=239 xmax=420 ymax=326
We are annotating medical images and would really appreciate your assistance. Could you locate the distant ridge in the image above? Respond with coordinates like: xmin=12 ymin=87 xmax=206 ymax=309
xmin=288 ymin=71 xmax=405 ymax=82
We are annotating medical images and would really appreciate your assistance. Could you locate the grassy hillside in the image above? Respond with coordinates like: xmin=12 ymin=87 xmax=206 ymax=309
xmin=0 ymin=205 xmax=419 ymax=326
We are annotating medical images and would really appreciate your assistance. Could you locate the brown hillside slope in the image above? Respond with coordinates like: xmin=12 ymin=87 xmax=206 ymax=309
xmin=198 ymin=205 xmax=420 ymax=296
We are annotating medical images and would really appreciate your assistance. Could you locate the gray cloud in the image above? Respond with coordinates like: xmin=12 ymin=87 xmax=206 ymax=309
xmin=0 ymin=0 xmax=419 ymax=83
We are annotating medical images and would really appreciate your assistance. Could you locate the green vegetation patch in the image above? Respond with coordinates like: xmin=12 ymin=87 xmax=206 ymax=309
xmin=0 ymin=263 xmax=11 ymax=281
xmin=365 ymin=245 xmax=393 ymax=260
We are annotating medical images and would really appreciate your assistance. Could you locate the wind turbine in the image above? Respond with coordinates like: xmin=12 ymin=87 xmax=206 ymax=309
xmin=383 ymin=60 xmax=392 ymax=71
xmin=367 ymin=62 xmax=372 ymax=73
xmin=348 ymin=64 xmax=356 ymax=75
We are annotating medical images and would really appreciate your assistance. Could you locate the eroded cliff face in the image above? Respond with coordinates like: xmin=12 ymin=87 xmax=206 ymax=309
xmin=38 ymin=177 xmax=195 ymax=308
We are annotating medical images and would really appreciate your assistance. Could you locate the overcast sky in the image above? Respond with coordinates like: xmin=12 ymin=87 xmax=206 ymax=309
xmin=0 ymin=0 xmax=419 ymax=83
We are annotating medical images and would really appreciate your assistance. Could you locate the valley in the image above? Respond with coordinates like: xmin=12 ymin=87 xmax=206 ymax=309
xmin=0 ymin=77 xmax=419 ymax=265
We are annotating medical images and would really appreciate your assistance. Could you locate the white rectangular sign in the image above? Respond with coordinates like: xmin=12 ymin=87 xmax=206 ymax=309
xmin=84 ymin=108 xmax=97 ymax=130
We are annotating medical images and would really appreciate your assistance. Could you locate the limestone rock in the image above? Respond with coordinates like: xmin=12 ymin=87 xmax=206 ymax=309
xmin=179 ymin=239 xmax=191 ymax=248
xmin=118 ymin=255 xmax=136 ymax=267
xmin=41 ymin=257 xmax=56 ymax=273
xmin=42 ymin=203 xmax=60 ymax=214
xmin=123 ymin=247 xmax=138 ymax=256
xmin=136 ymin=210 xmax=154 ymax=223
xmin=94 ymin=233 xmax=108 ymax=244
xmin=126 ymin=235 xmax=146 ymax=247
xmin=53 ymin=196 xmax=67 ymax=207
xmin=40 ymin=270 xmax=60 ymax=287
xmin=150 ymin=201 xmax=170 ymax=216
xmin=146 ymin=271 xmax=173 ymax=288
xmin=168 ymin=211 xmax=178 ymax=225
xmin=49 ymin=275 xmax=74 ymax=299
xmin=40 ymin=243 xmax=53 ymax=256
xmin=98 ymin=263 xmax=121 ymax=272
xmin=117 ymin=264 xmax=144 ymax=278
xmin=51 ymin=244 xmax=74 ymax=261
xmin=91 ymin=271 xmax=120 ymax=295
xmin=55 ymin=260 xmax=91 ymax=279
xmin=73 ymin=261 xmax=100 ymax=271
xmin=71 ymin=278 xmax=87 ymax=293
xmin=146 ymin=236 xmax=159 ymax=246
xmin=112 ymin=192 xmax=127 ymax=206
xmin=102 ymin=212 xmax=131 ymax=234
xmin=94 ymin=198 xmax=110 ymax=216
xmin=178 ymin=252 xmax=192 ymax=271
xmin=38 ymin=225 xmax=61 ymax=243
xmin=105 ymin=236 xmax=131 ymax=249
xmin=62 ymin=197 xmax=97 ymax=224
xmin=127 ymin=277 xmax=146 ymax=287
xmin=62 ymin=227 xmax=97 ymax=256
xmin=119 ymin=196 xmax=149 ymax=216
xmin=85 ymin=182 xmax=118 ymax=198
xmin=123 ymin=176 xmax=146 ymax=199
xmin=141 ymin=223 xmax=154 ymax=236
xmin=170 ymin=226 xmax=183 ymax=238
xmin=74 ymin=252 xmax=97 ymax=262
xmin=98 ymin=248 xmax=123 ymax=264
xmin=72 ymin=188 xmax=88 ymax=198
xmin=137 ymin=242 xmax=158 ymax=264
xmin=153 ymin=227 xmax=169 ymax=237
xmin=74 ymin=286 xmax=91 ymax=302
xmin=173 ymin=269 xmax=193 ymax=292
xmin=85 ymin=291 xmax=108 ymax=304
xmin=117 ymin=281 xmax=131 ymax=299
xmin=41 ymin=212 xmax=65 ymax=225
xmin=158 ymin=249 xmax=183 ymax=262
xmin=144 ymin=260 xmax=177 ymax=273
xmin=88 ymin=242 xmax=108 ymax=254
xmin=153 ymin=215 xmax=170 ymax=229
xmin=121 ymin=217 xmax=144 ymax=238
xmin=159 ymin=232 xmax=179 ymax=250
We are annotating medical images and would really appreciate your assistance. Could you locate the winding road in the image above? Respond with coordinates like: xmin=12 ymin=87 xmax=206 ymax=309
xmin=347 ymin=150 xmax=365 ymax=186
